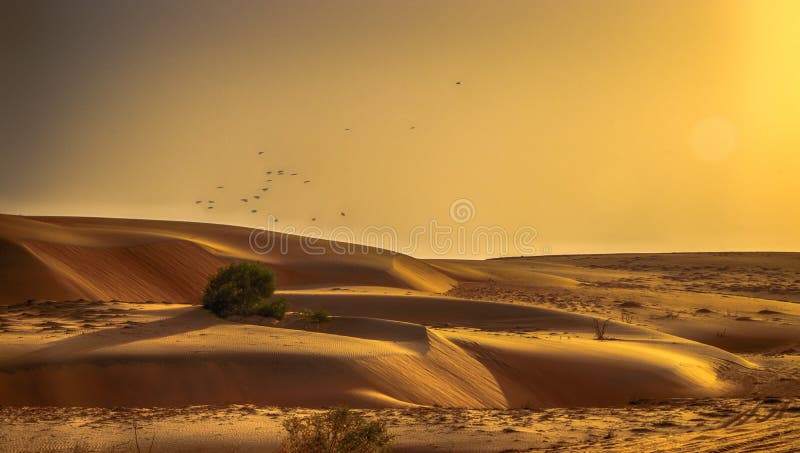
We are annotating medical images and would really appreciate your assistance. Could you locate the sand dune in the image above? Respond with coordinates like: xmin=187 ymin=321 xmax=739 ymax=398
xmin=0 ymin=295 xmax=753 ymax=408
xmin=1 ymin=215 xmax=798 ymax=451
xmin=443 ymin=255 xmax=800 ymax=354
xmin=0 ymin=214 xmax=453 ymax=305
xmin=0 ymin=303 xmax=504 ymax=408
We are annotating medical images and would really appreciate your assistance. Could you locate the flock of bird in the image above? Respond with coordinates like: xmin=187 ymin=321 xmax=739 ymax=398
xmin=193 ymin=152 xmax=348 ymax=223
xmin=193 ymin=80 xmax=464 ymax=224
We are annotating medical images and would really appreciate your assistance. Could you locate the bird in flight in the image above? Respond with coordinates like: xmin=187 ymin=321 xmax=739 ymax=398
xmin=277 ymin=170 xmax=284 ymax=175
xmin=311 ymin=217 xmax=316 ymax=221
xmin=195 ymin=200 xmax=203 ymax=204
xmin=251 ymin=209 xmax=258 ymax=213
xmin=266 ymin=179 xmax=273 ymax=182
xmin=207 ymin=206 xmax=214 ymax=210
xmin=217 ymin=185 xmax=224 ymax=189
xmin=303 ymin=180 xmax=311 ymax=184
xmin=253 ymin=195 xmax=261 ymax=199
xmin=208 ymin=200 xmax=215 ymax=204
xmin=455 ymin=81 xmax=462 ymax=85
xmin=261 ymin=187 xmax=269 ymax=192
xmin=340 ymin=212 xmax=346 ymax=216
xmin=266 ymin=171 xmax=272 ymax=175
xmin=291 ymin=173 xmax=298 ymax=176
xmin=344 ymin=128 xmax=351 ymax=132
xmin=258 ymin=151 xmax=264 ymax=155
xmin=240 ymin=198 xmax=248 ymax=202
xmin=410 ymin=126 xmax=416 ymax=130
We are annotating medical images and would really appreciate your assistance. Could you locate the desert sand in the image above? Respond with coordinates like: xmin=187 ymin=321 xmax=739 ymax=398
xmin=0 ymin=214 xmax=798 ymax=451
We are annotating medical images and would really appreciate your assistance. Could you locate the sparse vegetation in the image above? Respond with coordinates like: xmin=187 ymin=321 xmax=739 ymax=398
xmin=257 ymin=297 xmax=288 ymax=319
xmin=620 ymin=310 xmax=634 ymax=323
xmin=281 ymin=407 xmax=394 ymax=453
xmin=300 ymin=308 xmax=331 ymax=329
xmin=130 ymin=421 xmax=156 ymax=453
xmin=202 ymin=262 xmax=285 ymax=318
xmin=592 ymin=318 xmax=610 ymax=340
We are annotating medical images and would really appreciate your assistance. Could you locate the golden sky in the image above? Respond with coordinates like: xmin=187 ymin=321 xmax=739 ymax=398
xmin=2 ymin=0 xmax=799 ymax=257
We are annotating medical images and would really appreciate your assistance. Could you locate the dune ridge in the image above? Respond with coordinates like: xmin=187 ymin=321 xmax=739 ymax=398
xmin=0 ymin=299 xmax=752 ymax=408
xmin=0 ymin=214 xmax=791 ymax=412
xmin=0 ymin=214 xmax=453 ymax=305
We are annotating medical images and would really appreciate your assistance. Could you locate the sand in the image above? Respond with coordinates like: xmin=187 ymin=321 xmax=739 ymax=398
xmin=0 ymin=214 xmax=798 ymax=451
xmin=2 ymin=399 xmax=799 ymax=452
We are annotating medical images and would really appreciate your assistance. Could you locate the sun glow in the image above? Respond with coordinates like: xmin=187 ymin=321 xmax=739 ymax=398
xmin=744 ymin=1 xmax=800 ymax=139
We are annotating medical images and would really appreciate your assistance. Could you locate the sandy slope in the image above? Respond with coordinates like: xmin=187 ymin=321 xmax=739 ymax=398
xmin=3 ymin=399 xmax=799 ymax=452
xmin=1 ymin=215 xmax=798 ymax=451
xmin=439 ymin=255 xmax=800 ymax=354
xmin=0 ymin=295 xmax=754 ymax=408
xmin=0 ymin=302 xmax=504 ymax=408
xmin=0 ymin=214 xmax=453 ymax=305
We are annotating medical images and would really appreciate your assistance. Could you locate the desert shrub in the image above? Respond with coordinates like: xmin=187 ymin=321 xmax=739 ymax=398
xmin=255 ymin=297 xmax=288 ymax=320
xmin=300 ymin=308 xmax=331 ymax=325
xmin=281 ymin=407 xmax=394 ymax=453
xmin=620 ymin=310 xmax=634 ymax=323
xmin=202 ymin=262 xmax=277 ymax=317
xmin=592 ymin=318 xmax=610 ymax=340
xmin=132 ymin=420 xmax=156 ymax=453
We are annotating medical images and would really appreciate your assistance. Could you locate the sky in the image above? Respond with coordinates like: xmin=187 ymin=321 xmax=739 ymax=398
xmin=2 ymin=0 xmax=799 ymax=258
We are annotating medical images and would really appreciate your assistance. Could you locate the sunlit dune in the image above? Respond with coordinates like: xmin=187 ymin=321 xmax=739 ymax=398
xmin=4 ymin=1 xmax=800 ymax=450
xmin=0 ymin=214 xmax=454 ymax=305
xmin=0 ymin=215 xmax=798 ymax=451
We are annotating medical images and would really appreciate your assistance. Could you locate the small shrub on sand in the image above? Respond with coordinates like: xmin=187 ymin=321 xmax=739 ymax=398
xmin=132 ymin=420 xmax=157 ymax=453
xmin=620 ymin=310 xmax=634 ymax=323
xmin=202 ymin=262 xmax=279 ymax=318
xmin=256 ymin=297 xmax=288 ymax=320
xmin=592 ymin=318 xmax=610 ymax=340
xmin=281 ymin=407 xmax=394 ymax=453
xmin=300 ymin=308 xmax=331 ymax=327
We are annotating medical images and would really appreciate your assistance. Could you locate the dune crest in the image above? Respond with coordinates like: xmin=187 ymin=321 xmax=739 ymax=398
xmin=0 ymin=215 xmax=789 ymax=413
xmin=0 ymin=214 xmax=454 ymax=304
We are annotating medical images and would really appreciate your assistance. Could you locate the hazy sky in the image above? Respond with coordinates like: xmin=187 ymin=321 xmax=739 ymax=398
xmin=2 ymin=0 xmax=799 ymax=257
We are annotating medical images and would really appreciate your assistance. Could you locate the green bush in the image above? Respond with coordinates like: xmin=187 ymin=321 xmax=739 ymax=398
xmin=281 ymin=407 xmax=394 ymax=453
xmin=202 ymin=262 xmax=278 ymax=317
xmin=300 ymin=308 xmax=331 ymax=325
xmin=256 ymin=297 xmax=288 ymax=319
